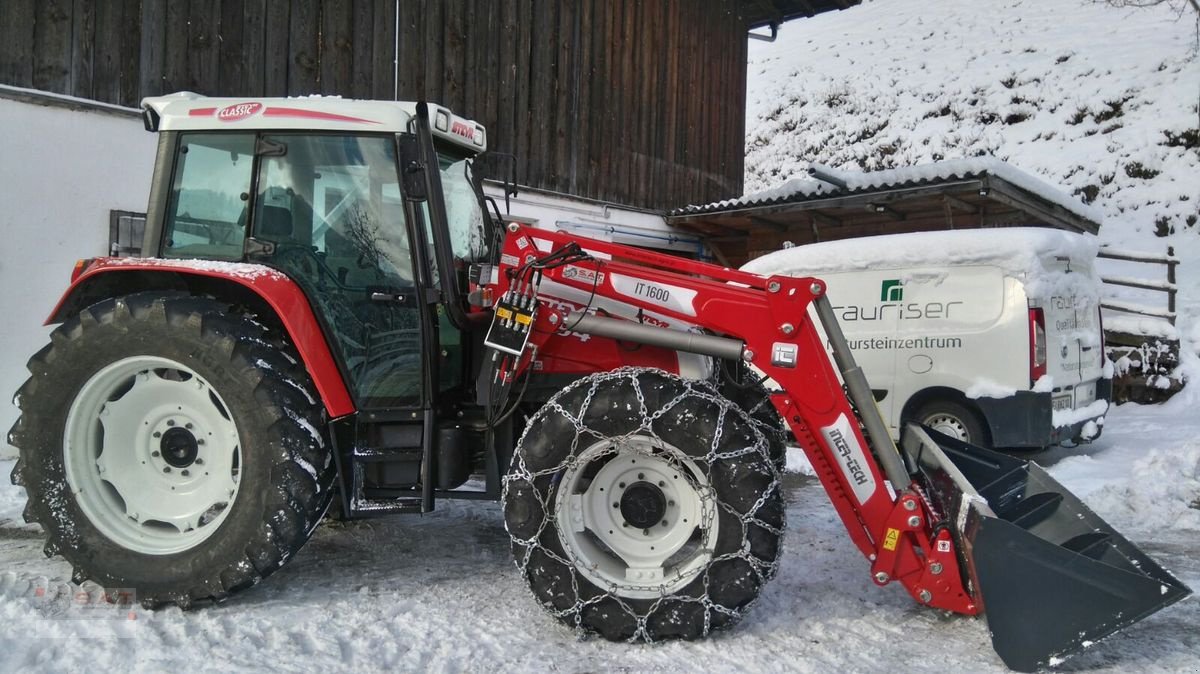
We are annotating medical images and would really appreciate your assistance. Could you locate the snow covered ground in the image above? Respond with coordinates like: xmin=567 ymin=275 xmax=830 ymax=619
xmin=1 ymin=396 xmax=1196 ymax=672
xmin=744 ymin=0 xmax=1200 ymax=358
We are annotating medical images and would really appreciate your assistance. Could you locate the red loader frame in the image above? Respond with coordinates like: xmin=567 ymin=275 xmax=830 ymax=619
xmin=485 ymin=224 xmax=978 ymax=615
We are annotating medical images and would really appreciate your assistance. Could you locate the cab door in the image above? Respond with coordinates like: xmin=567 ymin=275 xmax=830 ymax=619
xmin=247 ymin=133 xmax=444 ymax=514
xmin=250 ymin=134 xmax=429 ymax=409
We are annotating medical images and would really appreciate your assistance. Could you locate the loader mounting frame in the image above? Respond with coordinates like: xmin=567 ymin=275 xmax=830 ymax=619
xmin=484 ymin=224 xmax=980 ymax=615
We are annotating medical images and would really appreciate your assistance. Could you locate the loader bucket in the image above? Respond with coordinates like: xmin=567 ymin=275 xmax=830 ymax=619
xmin=901 ymin=425 xmax=1191 ymax=672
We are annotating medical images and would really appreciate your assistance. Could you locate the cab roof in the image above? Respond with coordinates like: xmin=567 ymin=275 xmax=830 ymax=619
xmin=141 ymin=92 xmax=487 ymax=153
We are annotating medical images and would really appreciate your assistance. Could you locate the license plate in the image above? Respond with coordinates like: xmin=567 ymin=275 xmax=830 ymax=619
xmin=1052 ymin=394 xmax=1073 ymax=412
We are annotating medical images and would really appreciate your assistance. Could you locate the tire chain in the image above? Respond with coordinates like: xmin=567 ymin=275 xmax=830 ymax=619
xmin=503 ymin=367 xmax=784 ymax=642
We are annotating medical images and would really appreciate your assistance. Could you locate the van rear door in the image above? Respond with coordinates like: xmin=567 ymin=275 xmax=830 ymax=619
xmin=1036 ymin=256 xmax=1103 ymax=413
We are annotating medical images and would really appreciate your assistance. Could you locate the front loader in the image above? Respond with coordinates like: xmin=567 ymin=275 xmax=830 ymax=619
xmin=8 ymin=93 xmax=1189 ymax=671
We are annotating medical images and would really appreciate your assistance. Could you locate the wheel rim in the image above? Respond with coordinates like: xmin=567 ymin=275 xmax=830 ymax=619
xmin=63 ymin=356 xmax=243 ymax=555
xmin=924 ymin=412 xmax=970 ymax=442
xmin=554 ymin=436 xmax=718 ymax=600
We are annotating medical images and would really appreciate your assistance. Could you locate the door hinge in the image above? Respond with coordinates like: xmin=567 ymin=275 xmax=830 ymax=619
xmin=244 ymin=237 xmax=276 ymax=258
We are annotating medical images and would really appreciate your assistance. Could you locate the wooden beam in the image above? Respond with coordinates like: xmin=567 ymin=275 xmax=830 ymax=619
xmin=986 ymin=177 xmax=1099 ymax=234
xmin=943 ymin=194 xmax=978 ymax=214
xmin=811 ymin=211 xmax=841 ymax=228
xmin=673 ymin=219 xmax=753 ymax=237
xmin=793 ymin=0 xmax=818 ymax=17
xmin=750 ymin=215 xmax=788 ymax=232
xmin=707 ymin=240 xmax=734 ymax=268
xmin=867 ymin=203 xmax=906 ymax=221
xmin=752 ymin=0 xmax=787 ymax=23
xmin=808 ymin=210 xmax=842 ymax=243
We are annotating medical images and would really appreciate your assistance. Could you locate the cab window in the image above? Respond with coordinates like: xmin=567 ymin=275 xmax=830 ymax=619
xmin=162 ymin=133 xmax=256 ymax=260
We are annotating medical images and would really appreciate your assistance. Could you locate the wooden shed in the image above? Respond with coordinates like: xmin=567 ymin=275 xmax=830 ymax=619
xmin=668 ymin=158 xmax=1103 ymax=267
xmin=0 ymin=0 xmax=857 ymax=212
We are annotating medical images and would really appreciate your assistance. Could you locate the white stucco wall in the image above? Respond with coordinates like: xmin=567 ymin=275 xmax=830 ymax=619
xmin=0 ymin=94 xmax=155 ymax=458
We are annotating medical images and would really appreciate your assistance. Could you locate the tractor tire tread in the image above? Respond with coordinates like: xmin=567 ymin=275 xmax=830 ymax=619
xmin=8 ymin=291 xmax=335 ymax=609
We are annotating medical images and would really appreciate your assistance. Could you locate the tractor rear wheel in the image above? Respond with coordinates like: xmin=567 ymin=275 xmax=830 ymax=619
xmin=8 ymin=292 xmax=335 ymax=607
xmin=503 ymin=368 xmax=784 ymax=642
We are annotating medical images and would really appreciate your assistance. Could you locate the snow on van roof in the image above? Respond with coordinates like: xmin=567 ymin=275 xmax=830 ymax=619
xmin=742 ymin=227 xmax=1097 ymax=276
xmin=742 ymin=227 xmax=1101 ymax=301
xmin=680 ymin=157 xmax=1104 ymax=225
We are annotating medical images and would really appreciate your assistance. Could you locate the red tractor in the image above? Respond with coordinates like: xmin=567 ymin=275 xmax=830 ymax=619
xmin=9 ymin=94 xmax=1188 ymax=671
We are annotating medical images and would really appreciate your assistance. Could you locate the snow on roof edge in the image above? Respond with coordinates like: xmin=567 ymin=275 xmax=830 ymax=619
xmin=677 ymin=156 xmax=1105 ymax=225
xmin=740 ymin=227 xmax=1099 ymax=278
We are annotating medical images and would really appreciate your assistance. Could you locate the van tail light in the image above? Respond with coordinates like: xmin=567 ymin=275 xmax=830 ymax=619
xmin=71 ymin=258 xmax=96 ymax=283
xmin=1029 ymin=307 xmax=1047 ymax=386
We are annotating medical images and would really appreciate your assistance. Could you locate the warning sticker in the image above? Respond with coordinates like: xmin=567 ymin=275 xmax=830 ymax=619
xmin=883 ymin=527 xmax=900 ymax=551
xmin=500 ymin=253 xmax=519 ymax=267
xmin=937 ymin=539 xmax=952 ymax=553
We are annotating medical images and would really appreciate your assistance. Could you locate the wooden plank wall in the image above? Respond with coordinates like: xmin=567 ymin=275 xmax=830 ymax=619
xmin=0 ymin=0 xmax=749 ymax=210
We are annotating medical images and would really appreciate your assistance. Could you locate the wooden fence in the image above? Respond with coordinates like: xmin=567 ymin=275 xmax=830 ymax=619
xmin=0 ymin=0 xmax=752 ymax=211
xmin=1098 ymin=246 xmax=1178 ymax=326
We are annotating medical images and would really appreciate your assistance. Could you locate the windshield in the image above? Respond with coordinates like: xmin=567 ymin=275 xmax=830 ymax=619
xmin=438 ymin=151 xmax=492 ymax=263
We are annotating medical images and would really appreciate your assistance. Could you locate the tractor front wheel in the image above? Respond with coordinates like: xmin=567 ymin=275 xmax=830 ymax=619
xmin=503 ymin=368 xmax=784 ymax=641
xmin=9 ymin=292 xmax=335 ymax=607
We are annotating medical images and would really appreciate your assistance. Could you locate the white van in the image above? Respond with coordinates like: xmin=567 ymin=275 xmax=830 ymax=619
xmin=742 ymin=227 xmax=1111 ymax=450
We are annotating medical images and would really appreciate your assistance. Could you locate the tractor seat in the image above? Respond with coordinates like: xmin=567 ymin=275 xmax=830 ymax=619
xmin=257 ymin=205 xmax=294 ymax=240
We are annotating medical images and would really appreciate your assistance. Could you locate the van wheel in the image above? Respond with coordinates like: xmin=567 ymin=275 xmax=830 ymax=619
xmin=915 ymin=400 xmax=989 ymax=447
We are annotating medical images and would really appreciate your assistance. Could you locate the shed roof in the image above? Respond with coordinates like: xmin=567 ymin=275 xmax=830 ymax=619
xmin=666 ymin=157 xmax=1103 ymax=266
xmin=742 ymin=0 xmax=862 ymax=29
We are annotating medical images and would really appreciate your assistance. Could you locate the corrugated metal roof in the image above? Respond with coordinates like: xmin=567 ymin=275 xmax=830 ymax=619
xmin=672 ymin=157 xmax=1104 ymax=224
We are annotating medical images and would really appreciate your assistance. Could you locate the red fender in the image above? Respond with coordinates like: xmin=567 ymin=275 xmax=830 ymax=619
xmin=47 ymin=258 xmax=356 ymax=418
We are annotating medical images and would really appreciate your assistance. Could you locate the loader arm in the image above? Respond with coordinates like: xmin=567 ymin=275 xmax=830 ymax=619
xmin=484 ymin=224 xmax=978 ymax=614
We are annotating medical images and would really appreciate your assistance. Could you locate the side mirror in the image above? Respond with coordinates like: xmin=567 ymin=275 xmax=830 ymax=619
xmin=397 ymin=134 xmax=428 ymax=202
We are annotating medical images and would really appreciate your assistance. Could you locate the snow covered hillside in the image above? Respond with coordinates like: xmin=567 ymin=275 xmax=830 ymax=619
xmin=744 ymin=0 xmax=1200 ymax=353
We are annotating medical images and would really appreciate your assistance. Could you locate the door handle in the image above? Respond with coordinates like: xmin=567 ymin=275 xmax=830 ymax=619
xmin=370 ymin=292 xmax=406 ymax=303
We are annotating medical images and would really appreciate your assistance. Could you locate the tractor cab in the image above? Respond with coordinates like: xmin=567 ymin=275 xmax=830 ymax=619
xmin=140 ymin=94 xmax=502 ymax=515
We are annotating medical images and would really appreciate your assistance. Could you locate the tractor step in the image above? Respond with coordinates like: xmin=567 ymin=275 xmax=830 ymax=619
xmin=902 ymin=424 xmax=1191 ymax=672
xmin=330 ymin=416 xmax=436 ymax=518
xmin=353 ymin=446 xmax=423 ymax=463
xmin=349 ymin=496 xmax=425 ymax=515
